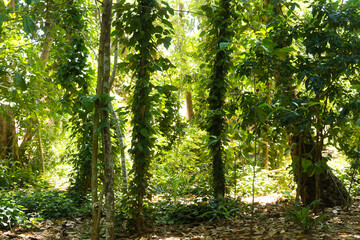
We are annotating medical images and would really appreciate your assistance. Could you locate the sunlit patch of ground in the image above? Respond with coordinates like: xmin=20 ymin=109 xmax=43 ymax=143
xmin=242 ymin=193 xmax=287 ymax=205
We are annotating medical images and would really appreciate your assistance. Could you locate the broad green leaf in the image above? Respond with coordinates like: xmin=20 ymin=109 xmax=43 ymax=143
xmin=80 ymin=95 xmax=98 ymax=110
xmin=256 ymin=107 xmax=267 ymax=123
xmin=137 ymin=142 xmax=143 ymax=151
xmin=351 ymin=84 xmax=360 ymax=90
xmin=140 ymin=128 xmax=148 ymax=137
xmin=314 ymin=163 xmax=324 ymax=174
xmin=101 ymin=93 xmax=114 ymax=105
xmin=23 ymin=14 xmax=36 ymax=34
xmin=163 ymin=36 xmax=171 ymax=49
xmin=301 ymin=159 xmax=313 ymax=171
xmin=0 ymin=13 xmax=6 ymax=28
xmin=100 ymin=107 xmax=111 ymax=112
xmin=261 ymin=38 xmax=277 ymax=53
xmin=13 ymin=71 xmax=26 ymax=90
xmin=258 ymin=103 xmax=273 ymax=109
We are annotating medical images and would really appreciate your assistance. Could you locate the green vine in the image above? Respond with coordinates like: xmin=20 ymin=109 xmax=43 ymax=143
xmin=201 ymin=0 xmax=234 ymax=199
xmin=114 ymin=0 xmax=174 ymax=232
xmin=55 ymin=0 xmax=92 ymax=200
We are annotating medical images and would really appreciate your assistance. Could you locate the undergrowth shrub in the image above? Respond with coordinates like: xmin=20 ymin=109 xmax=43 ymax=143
xmin=2 ymin=189 xmax=88 ymax=220
xmin=151 ymin=125 xmax=211 ymax=200
xmin=0 ymin=194 xmax=43 ymax=230
xmin=15 ymin=189 xmax=79 ymax=218
xmin=0 ymin=166 xmax=38 ymax=189
xmin=148 ymin=197 xmax=244 ymax=224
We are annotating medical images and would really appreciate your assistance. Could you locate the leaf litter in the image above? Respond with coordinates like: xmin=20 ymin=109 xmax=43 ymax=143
xmin=1 ymin=196 xmax=360 ymax=239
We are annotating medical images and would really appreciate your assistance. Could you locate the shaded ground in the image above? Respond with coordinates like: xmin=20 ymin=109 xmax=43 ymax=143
xmin=1 ymin=196 xmax=360 ymax=240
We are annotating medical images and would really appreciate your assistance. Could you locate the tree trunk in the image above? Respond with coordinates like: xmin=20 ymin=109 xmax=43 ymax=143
xmin=289 ymin=134 xmax=352 ymax=207
xmin=185 ymin=91 xmax=194 ymax=121
xmin=91 ymin=10 xmax=104 ymax=240
xmin=91 ymin=104 xmax=101 ymax=240
xmin=98 ymin=0 xmax=114 ymax=238
xmin=0 ymin=110 xmax=18 ymax=164
xmin=108 ymin=8 xmax=127 ymax=194
xmin=110 ymin=103 xmax=128 ymax=193
xmin=0 ymin=112 xmax=8 ymax=161
xmin=37 ymin=126 xmax=44 ymax=173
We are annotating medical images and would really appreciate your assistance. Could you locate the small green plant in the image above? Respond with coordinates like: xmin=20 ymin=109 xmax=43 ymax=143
xmin=0 ymin=198 xmax=27 ymax=229
xmin=0 ymin=196 xmax=43 ymax=229
xmin=287 ymin=199 xmax=328 ymax=233
xmin=200 ymin=197 xmax=243 ymax=222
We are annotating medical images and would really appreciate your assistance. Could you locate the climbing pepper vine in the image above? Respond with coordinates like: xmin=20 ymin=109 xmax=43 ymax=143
xmin=200 ymin=0 xmax=234 ymax=199
xmin=114 ymin=0 xmax=174 ymax=232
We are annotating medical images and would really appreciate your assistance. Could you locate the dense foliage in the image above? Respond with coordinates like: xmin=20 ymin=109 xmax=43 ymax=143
xmin=1 ymin=0 xmax=360 ymax=237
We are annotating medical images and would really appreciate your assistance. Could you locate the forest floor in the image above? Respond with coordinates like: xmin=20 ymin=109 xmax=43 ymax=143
xmin=1 ymin=195 xmax=360 ymax=240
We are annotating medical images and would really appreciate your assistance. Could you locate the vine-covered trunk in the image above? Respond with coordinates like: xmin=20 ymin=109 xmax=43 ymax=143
xmin=114 ymin=0 xmax=173 ymax=232
xmin=206 ymin=0 xmax=232 ymax=199
xmin=289 ymin=133 xmax=352 ymax=207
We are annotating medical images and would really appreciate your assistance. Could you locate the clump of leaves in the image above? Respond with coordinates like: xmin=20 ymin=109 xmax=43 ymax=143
xmin=8 ymin=189 xmax=83 ymax=219
xmin=150 ymin=197 xmax=243 ymax=224
xmin=0 ymin=166 xmax=38 ymax=189
xmin=0 ymin=195 xmax=43 ymax=230
xmin=287 ymin=199 xmax=328 ymax=233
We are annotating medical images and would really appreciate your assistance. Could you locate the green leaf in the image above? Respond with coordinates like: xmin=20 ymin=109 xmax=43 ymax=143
xmin=140 ymin=128 xmax=148 ymax=137
xmin=163 ymin=36 xmax=171 ymax=49
xmin=101 ymin=93 xmax=114 ymax=105
xmin=23 ymin=14 xmax=36 ymax=34
xmin=284 ymin=147 xmax=291 ymax=155
xmin=161 ymin=19 xmax=173 ymax=29
xmin=261 ymin=38 xmax=277 ymax=53
xmin=355 ymin=118 xmax=360 ymax=126
xmin=219 ymin=42 xmax=230 ymax=50
xmin=351 ymin=84 xmax=360 ymax=90
xmin=13 ymin=71 xmax=26 ymax=90
xmin=100 ymin=107 xmax=111 ymax=112
xmin=314 ymin=163 xmax=324 ymax=174
xmin=301 ymin=102 xmax=323 ymax=108
xmin=80 ymin=95 xmax=98 ymax=111
xmin=0 ymin=13 xmax=6 ymax=28
xmin=137 ymin=142 xmax=143 ymax=151
xmin=256 ymin=107 xmax=267 ymax=123
xmin=301 ymin=159 xmax=313 ymax=171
